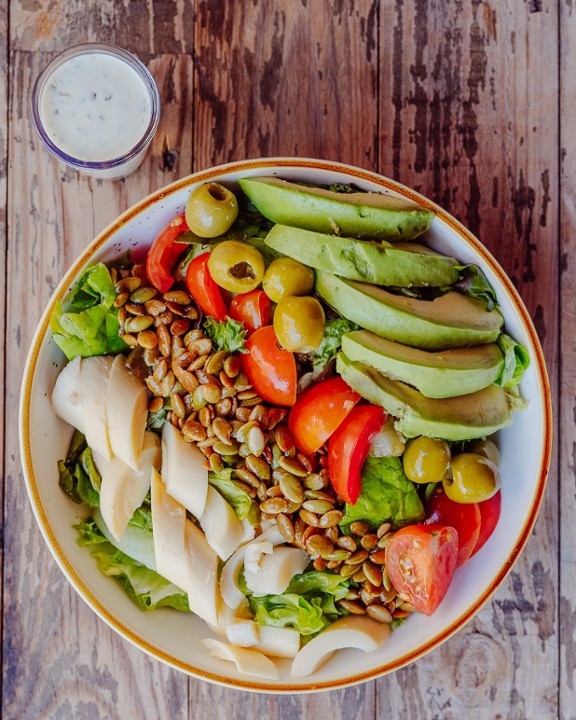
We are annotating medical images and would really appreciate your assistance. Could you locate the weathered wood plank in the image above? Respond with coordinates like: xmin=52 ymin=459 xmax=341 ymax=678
xmin=378 ymin=2 xmax=559 ymax=717
xmin=193 ymin=0 xmax=379 ymax=171
xmin=2 ymin=49 xmax=192 ymax=720
xmin=559 ymin=0 xmax=576 ymax=717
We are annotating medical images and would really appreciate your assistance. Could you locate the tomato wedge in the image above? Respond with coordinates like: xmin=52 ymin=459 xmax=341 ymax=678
xmin=470 ymin=491 xmax=501 ymax=556
xmin=426 ymin=488 xmax=481 ymax=567
xmin=146 ymin=214 xmax=189 ymax=293
xmin=242 ymin=325 xmax=297 ymax=406
xmin=229 ymin=289 xmax=272 ymax=334
xmin=327 ymin=404 xmax=386 ymax=504
xmin=385 ymin=523 xmax=459 ymax=616
xmin=185 ymin=252 xmax=228 ymax=321
xmin=288 ymin=376 xmax=361 ymax=455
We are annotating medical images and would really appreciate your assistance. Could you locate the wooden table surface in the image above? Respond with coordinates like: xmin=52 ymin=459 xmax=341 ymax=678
xmin=2 ymin=1 xmax=569 ymax=718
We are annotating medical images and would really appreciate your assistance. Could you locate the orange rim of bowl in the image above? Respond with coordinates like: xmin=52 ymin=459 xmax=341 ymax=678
xmin=19 ymin=157 xmax=553 ymax=693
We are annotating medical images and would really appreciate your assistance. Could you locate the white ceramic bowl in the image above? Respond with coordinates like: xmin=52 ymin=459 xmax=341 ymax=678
xmin=19 ymin=158 xmax=552 ymax=692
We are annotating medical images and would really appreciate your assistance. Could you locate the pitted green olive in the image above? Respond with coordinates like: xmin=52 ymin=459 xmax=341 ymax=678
xmin=402 ymin=436 xmax=451 ymax=484
xmin=185 ymin=182 xmax=239 ymax=238
xmin=443 ymin=452 xmax=501 ymax=503
xmin=208 ymin=240 xmax=265 ymax=293
xmin=263 ymin=257 xmax=315 ymax=303
xmin=273 ymin=296 xmax=325 ymax=353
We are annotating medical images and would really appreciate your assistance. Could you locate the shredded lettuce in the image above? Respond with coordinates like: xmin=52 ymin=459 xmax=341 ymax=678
xmin=456 ymin=264 xmax=498 ymax=311
xmin=312 ymin=318 xmax=359 ymax=371
xmin=58 ymin=430 xmax=101 ymax=507
xmin=496 ymin=334 xmax=530 ymax=388
xmin=340 ymin=456 xmax=425 ymax=534
xmin=203 ymin=317 xmax=248 ymax=354
xmin=50 ymin=263 xmax=128 ymax=360
xmin=248 ymin=570 xmax=351 ymax=637
xmin=208 ymin=469 xmax=260 ymax=525
xmin=75 ymin=519 xmax=190 ymax=612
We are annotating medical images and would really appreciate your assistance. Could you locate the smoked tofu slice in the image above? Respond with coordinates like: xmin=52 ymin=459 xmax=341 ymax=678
xmin=79 ymin=355 xmax=114 ymax=460
xmin=106 ymin=354 xmax=148 ymax=470
xmin=185 ymin=520 xmax=220 ymax=628
xmin=161 ymin=421 xmax=208 ymax=518
xmin=51 ymin=355 xmax=85 ymax=432
xmin=100 ymin=431 xmax=161 ymax=542
xmin=150 ymin=468 xmax=188 ymax=589
xmin=199 ymin=486 xmax=247 ymax=561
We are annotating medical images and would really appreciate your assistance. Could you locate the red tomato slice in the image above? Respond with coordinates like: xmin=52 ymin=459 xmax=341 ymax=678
xmin=288 ymin=377 xmax=361 ymax=455
xmin=185 ymin=252 xmax=228 ymax=321
xmin=385 ymin=523 xmax=459 ymax=616
xmin=146 ymin=214 xmax=189 ymax=293
xmin=229 ymin=289 xmax=272 ymax=334
xmin=470 ymin=491 xmax=501 ymax=556
xmin=426 ymin=488 xmax=481 ymax=567
xmin=327 ymin=404 xmax=386 ymax=504
xmin=242 ymin=325 xmax=297 ymax=406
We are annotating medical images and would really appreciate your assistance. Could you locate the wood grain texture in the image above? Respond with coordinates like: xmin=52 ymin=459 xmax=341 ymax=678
xmin=2 ymin=1 xmax=564 ymax=719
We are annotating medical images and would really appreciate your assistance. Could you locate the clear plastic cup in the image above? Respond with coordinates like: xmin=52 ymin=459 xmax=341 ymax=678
xmin=31 ymin=43 xmax=160 ymax=180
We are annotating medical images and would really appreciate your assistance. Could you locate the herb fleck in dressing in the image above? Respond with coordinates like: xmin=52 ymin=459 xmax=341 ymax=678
xmin=40 ymin=53 xmax=152 ymax=162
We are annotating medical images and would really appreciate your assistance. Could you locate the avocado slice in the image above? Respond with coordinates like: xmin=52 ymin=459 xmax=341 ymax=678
xmin=342 ymin=330 xmax=504 ymax=398
xmin=264 ymin=224 xmax=459 ymax=288
xmin=238 ymin=176 xmax=434 ymax=241
xmin=316 ymin=271 xmax=503 ymax=350
xmin=337 ymin=353 xmax=519 ymax=441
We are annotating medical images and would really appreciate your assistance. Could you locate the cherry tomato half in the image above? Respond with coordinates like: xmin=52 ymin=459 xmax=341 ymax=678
xmin=288 ymin=376 xmax=361 ymax=455
xmin=229 ymin=289 xmax=272 ymax=335
xmin=385 ymin=523 xmax=459 ymax=616
xmin=242 ymin=325 xmax=297 ymax=406
xmin=146 ymin=214 xmax=189 ymax=293
xmin=426 ymin=488 xmax=481 ymax=567
xmin=185 ymin=252 xmax=228 ymax=321
xmin=470 ymin=490 xmax=501 ymax=556
xmin=328 ymin=404 xmax=386 ymax=504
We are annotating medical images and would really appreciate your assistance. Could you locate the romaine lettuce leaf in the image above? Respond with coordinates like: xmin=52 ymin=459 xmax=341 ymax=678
xmin=58 ymin=430 xmax=101 ymax=507
xmin=203 ymin=317 xmax=248 ymax=354
xmin=50 ymin=263 xmax=128 ymax=360
xmin=340 ymin=455 xmax=424 ymax=534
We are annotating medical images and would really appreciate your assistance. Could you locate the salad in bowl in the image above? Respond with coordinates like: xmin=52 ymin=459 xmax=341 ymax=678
xmin=20 ymin=159 xmax=551 ymax=691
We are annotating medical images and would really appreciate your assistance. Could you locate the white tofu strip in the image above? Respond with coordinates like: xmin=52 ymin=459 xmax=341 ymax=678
xmin=100 ymin=431 xmax=161 ymax=542
xmin=106 ymin=354 xmax=148 ymax=470
xmin=79 ymin=355 xmax=114 ymax=460
xmin=51 ymin=356 xmax=85 ymax=432
xmin=244 ymin=545 xmax=310 ymax=597
xmin=185 ymin=520 xmax=220 ymax=628
xmin=226 ymin=620 xmax=300 ymax=659
xmin=199 ymin=486 xmax=249 ymax=561
xmin=202 ymin=639 xmax=279 ymax=680
xmin=150 ymin=468 xmax=188 ymax=589
xmin=161 ymin=421 xmax=208 ymax=518
xmin=291 ymin=616 xmax=391 ymax=677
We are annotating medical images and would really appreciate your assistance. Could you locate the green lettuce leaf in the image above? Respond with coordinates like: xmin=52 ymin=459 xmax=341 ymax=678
xmin=496 ymin=334 xmax=530 ymax=388
xmin=203 ymin=317 xmax=248 ymax=354
xmin=340 ymin=455 xmax=425 ymax=533
xmin=75 ymin=519 xmax=190 ymax=612
xmin=208 ymin=469 xmax=259 ymax=525
xmin=312 ymin=318 xmax=359 ymax=371
xmin=50 ymin=263 xmax=128 ymax=360
xmin=247 ymin=570 xmax=351 ymax=637
xmin=456 ymin=265 xmax=498 ymax=311
xmin=58 ymin=430 xmax=101 ymax=507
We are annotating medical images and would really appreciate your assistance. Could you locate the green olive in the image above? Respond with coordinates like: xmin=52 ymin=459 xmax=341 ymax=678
xmin=185 ymin=182 xmax=239 ymax=238
xmin=262 ymin=257 xmax=315 ymax=303
xmin=444 ymin=452 xmax=501 ymax=503
xmin=208 ymin=240 xmax=265 ymax=293
xmin=402 ymin=436 xmax=451 ymax=484
xmin=273 ymin=296 xmax=325 ymax=353
xmin=467 ymin=439 xmax=500 ymax=467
